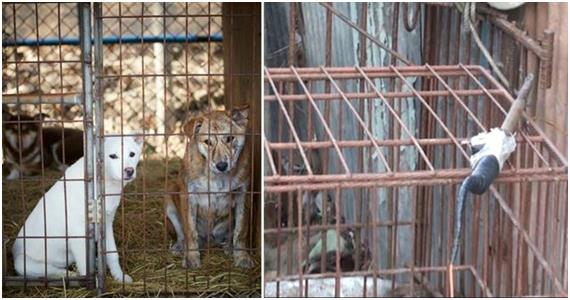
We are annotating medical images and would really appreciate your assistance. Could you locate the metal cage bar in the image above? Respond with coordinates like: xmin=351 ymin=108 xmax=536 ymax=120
xmin=263 ymin=65 xmax=567 ymax=297
xmin=3 ymin=2 xmax=260 ymax=297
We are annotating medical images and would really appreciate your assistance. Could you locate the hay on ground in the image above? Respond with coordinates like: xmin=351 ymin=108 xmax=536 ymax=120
xmin=2 ymin=159 xmax=261 ymax=297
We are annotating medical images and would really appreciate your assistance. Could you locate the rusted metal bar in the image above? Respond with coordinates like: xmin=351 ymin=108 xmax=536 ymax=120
xmin=288 ymin=2 xmax=296 ymax=67
xmin=290 ymin=66 xmax=354 ymax=175
xmin=489 ymin=16 xmax=549 ymax=59
xmin=426 ymin=1 xmax=552 ymax=84
xmin=357 ymin=66 xmax=436 ymax=172
xmin=325 ymin=2 xmax=332 ymax=67
xmin=265 ymin=168 xmax=567 ymax=192
xmin=263 ymin=135 xmax=278 ymax=176
xmin=334 ymin=187 xmax=341 ymax=297
xmin=425 ymin=64 xmax=486 ymax=130
xmin=264 ymin=88 xmax=505 ymax=102
xmin=321 ymin=67 xmax=391 ymax=172
xmin=267 ymin=64 xmax=482 ymax=74
xmin=538 ymin=30 xmax=554 ymax=89
xmin=355 ymin=3 xmax=367 ymax=275
xmin=264 ymin=67 xmax=315 ymax=177
xmin=296 ymin=188 xmax=304 ymax=297
xmin=390 ymin=65 xmax=472 ymax=162
xmin=469 ymin=265 xmax=493 ymax=297
xmin=267 ymin=136 xmax=544 ymax=150
xmin=489 ymin=185 xmax=567 ymax=296
xmin=263 ymin=61 xmax=566 ymax=297
xmin=265 ymin=64 xmax=484 ymax=80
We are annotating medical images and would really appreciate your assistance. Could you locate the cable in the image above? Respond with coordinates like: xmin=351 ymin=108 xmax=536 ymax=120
xmin=450 ymin=155 xmax=500 ymax=263
xmin=449 ymin=68 xmax=534 ymax=266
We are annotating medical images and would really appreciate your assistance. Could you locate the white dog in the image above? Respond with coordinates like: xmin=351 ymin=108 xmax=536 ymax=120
xmin=12 ymin=135 xmax=143 ymax=283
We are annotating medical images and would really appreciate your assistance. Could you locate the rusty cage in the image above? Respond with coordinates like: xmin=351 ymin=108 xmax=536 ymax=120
xmin=2 ymin=2 xmax=261 ymax=297
xmin=263 ymin=3 xmax=567 ymax=297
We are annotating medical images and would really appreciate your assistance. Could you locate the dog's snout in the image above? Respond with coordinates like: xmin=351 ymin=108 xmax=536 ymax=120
xmin=215 ymin=161 xmax=228 ymax=172
xmin=125 ymin=167 xmax=134 ymax=177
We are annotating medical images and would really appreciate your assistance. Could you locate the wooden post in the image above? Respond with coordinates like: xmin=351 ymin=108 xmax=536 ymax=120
xmin=222 ymin=3 xmax=262 ymax=251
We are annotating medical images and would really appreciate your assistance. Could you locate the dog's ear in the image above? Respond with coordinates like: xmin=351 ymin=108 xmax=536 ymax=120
xmin=231 ymin=104 xmax=249 ymax=127
xmin=183 ymin=116 xmax=203 ymax=138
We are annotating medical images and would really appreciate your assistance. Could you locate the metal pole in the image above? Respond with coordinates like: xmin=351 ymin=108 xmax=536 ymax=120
xmin=79 ymin=2 xmax=96 ymax=291
xmin=93 ymin=3 xmax=107 ymax=295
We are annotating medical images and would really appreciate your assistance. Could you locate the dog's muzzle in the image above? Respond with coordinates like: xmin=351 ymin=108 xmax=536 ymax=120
xmin=123 ymin=167 xmax=135 ymax=181
xmin=215 ymin=161 xmax=228 ymax=172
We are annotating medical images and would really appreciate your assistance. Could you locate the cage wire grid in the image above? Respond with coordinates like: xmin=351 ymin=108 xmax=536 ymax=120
xmin=263 ymin=64 xmax=567 ymax=297
xmin=2 ymin=2 xmax=94 ymax=291
xmin=263 ymin=2 xmax=566 ymax=298
xmin=92 ymin=2 xmax=261 ymax=296
xmin=3 ymin=2 xmax=260 ymax=297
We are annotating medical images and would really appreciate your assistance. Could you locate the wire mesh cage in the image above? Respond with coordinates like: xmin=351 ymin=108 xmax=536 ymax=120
xmin=3 ymin=2 xmax=261 ymax=297
xmin=2 ymin=3 xmax=92 ymax=293
xmin=263 ymin=3 xmax=567 ymax=297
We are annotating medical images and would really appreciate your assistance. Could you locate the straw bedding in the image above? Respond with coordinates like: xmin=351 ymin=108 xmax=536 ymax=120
xmin=2 ymin=159 xmax=261 ymax=297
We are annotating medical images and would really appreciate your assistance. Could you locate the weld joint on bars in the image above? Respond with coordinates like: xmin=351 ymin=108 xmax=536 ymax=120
xmin=355 ymin=65 xmax=434 ymax=174
xmin=264 ymin=66 xmax=316 ymax=179
xmin=263 ymin=64 xmax=566 ymax=179
xmin=290 ymin=66 xmax=356 ymax=177
xmin=321 ymin=66 xmax=392 ymax=174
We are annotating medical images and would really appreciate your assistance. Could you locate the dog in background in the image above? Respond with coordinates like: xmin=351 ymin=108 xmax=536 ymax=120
xmin=2 ymin=108 xmax=83 ymax=179
xmin=12 ymin=135 xmax=143 ymax=282
xmin=165 ymin=105 xmax=253 ymax=269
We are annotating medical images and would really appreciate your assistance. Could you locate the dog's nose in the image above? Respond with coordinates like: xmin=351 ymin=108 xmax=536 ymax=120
xmin=216 ymin=161 xmax=228 ymax=172
xmin=125 ymin=167 xmax=134 ymax=177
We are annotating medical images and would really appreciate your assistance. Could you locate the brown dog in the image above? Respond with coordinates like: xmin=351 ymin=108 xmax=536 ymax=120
xmin=165 ymin=105 xmax=253 ymax=269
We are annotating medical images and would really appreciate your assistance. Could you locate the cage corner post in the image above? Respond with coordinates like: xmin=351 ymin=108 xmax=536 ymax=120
xmin=78 ymin=1 xmax=100 ymax=293
xmin=92 ymin=2 xmax=107 ymax=295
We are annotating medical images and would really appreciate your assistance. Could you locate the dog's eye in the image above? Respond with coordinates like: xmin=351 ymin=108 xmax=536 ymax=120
xmin=109 ymin=154 xmax=118 ymax=159
xmin=225 ymin=136 xmax=235 ymax=143
xmin=129 ymin=152 xmax=135 ymax=157
xmin=203 ymin=139 xmax=212 ymax=146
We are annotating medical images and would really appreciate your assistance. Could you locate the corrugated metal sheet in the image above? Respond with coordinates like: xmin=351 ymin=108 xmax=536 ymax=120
xmin=522 ymin=2 xmax=568 ymax=290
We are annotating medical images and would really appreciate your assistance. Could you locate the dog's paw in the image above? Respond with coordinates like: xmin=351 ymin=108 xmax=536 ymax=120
xmin=222 ymin=244 xmax=232 ymax=256
xmin=233 ymin=252 xmax=254 ymax=269
xmin=182 ymin=252 xmax=201 ymax=269
xmin=170 ymin=240 xmax=184 ymax=256
xmin=113 ymin=274 xmax=133 ymax=283
xmin=58 ymin=270 xmax=80 ymax=278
